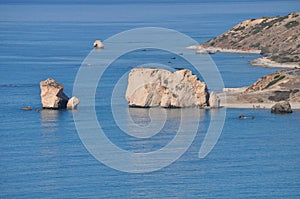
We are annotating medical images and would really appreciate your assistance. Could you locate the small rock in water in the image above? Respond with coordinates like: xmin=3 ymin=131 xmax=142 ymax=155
xmin=238 ymin=114 xmax=245 ymax=119
xmin=209 ymin=92 xmax=220 ymax=108
xmin=22 ymin=106 xmax=32 ymax=111
xmin=67 ymin=96 xmax=80 ymax=110
xmin=238 ymin=114 xmax=255 ymax=119
xmin=271 ymin=101 xmax=293 ymax=114
xmin=93 ymin=40 xmax=104 ymax=48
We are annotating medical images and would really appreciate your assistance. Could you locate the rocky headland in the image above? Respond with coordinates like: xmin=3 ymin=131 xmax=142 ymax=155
xmin=125 ymin=68 xmax=219 ymax=108
xmin=219 ymin=68 xmax=300 ymax=109
xmin=188 ymin=12 xmax=300 ymax=68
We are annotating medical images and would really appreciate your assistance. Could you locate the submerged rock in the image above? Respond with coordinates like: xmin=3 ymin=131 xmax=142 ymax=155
xmin=238 ymin=114 xmax=255 ymax=119
xmin=67 ymin=96 xmax=80 ymax=110
xmin=22 ymin=106 xmax=32 ymax=111
xmin=40 ymin=78 xmax=69 ymax=109
xmin=271 ymin=101 xmax=293 ymax=114
xmin=238 ymin=114 xmax=245 ymax=119
xmin=125 ymin=68 xmax=208 ymax=108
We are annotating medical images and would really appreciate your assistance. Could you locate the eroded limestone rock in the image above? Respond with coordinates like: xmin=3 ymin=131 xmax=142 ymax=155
xmin=209 ymin=92 xmax=220 ymax=108
xmin=40 ymin=78 xmax=69 ymax=109
xmin=67 ymin=96 xmax=80 ymax=110
xmin=125 ymin=68 xmax=208 ymax=108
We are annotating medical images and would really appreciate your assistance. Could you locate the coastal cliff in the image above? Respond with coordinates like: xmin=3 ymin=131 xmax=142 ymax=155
xmin=190 ymin=12 xmax=300 ymax=68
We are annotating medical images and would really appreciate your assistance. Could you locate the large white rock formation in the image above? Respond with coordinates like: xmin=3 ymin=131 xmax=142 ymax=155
xmin=125 ymin=68 xmax=208 ymax=108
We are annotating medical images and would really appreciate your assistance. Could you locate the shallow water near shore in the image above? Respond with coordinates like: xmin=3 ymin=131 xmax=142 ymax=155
xmin=1 ymin=0 xmax=300 ymax=198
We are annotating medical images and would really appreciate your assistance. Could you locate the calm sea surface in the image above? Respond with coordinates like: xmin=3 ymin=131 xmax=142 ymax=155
xmin=1 ymin=0 xmax=300 ymax=198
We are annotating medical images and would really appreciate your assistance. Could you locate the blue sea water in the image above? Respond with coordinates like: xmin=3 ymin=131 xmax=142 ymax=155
xmin=1 ymin=0 xmax=300 ymax=198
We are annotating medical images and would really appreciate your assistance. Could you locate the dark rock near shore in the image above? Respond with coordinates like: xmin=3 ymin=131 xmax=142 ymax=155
xmin=271 ymin=101 xmax=293 ymax=114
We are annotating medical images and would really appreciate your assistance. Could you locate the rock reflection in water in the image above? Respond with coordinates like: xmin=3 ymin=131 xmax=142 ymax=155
xmin=40 ymin=109 xmax=60 ymax=133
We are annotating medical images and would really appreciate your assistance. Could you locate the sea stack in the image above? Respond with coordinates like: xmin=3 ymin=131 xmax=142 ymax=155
xmin=125 ymin=68 xmax=209 ymax=108
xmin=40 ymin=78 xmax=79 ymax=109
xmin=40 ymin=78 xmax=69 ymax=109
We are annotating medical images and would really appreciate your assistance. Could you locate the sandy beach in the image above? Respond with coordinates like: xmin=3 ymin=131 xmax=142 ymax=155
xmin=251 ymin=57 xmax=300 ymax=69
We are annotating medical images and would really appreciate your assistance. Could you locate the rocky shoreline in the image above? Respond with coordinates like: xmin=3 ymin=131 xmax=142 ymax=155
xmin=187 ymin=45 xmax=299 ymax=68
xmin=217 ymin=68 xmax=300 ymax=110
xmin=218 ymin=88 xmax=300 ymax=110
xmin=186 ymin=45 xmax=261 ymax=54
xmin=125 ymin=67 xmax=300 ymax=112
xmin=188 ymin=12 xmax=300 ymax=68
xmin=250 ymin=57 xmax=299 ymax=68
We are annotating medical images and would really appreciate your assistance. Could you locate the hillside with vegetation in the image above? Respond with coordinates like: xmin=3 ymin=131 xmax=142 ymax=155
xmin=201 ymin=12 xmax=300 ymax=66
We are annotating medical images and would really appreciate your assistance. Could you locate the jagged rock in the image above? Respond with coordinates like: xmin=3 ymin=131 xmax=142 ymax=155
xmin=40 ymin=78 xmax=69 ymax=109
xmin=93 ymin=40 xmax=104 ymax=48
xmin=271 ymin=101 xmax=293 ymax=114
xmin=209 ymin=92 xmax=220 ymax=108
xmin=125 ymin=68 xmax=208 ymax=108
xmin=67 ymin=96 xmax=80 ymax=110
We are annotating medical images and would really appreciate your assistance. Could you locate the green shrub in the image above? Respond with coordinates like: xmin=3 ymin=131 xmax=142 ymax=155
xmin=280 ymin=57 xmax=294 ymax=63
xmin=252 ymin=28 xmax=261 ymax=34
xmin=271 ymin=55 xmax=279 ymax=61
xmin=265 ymin=75 xmax=285 ymax=89
xmin=250 ymin=42 xmax=260 ymax=48
xmin=234 ymin=26 xmax=245 ymax=31
xmin=284 ymin=21 xmax=299 ymax=29
xmin=274 ymin=74 xmax=280 ymax=79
